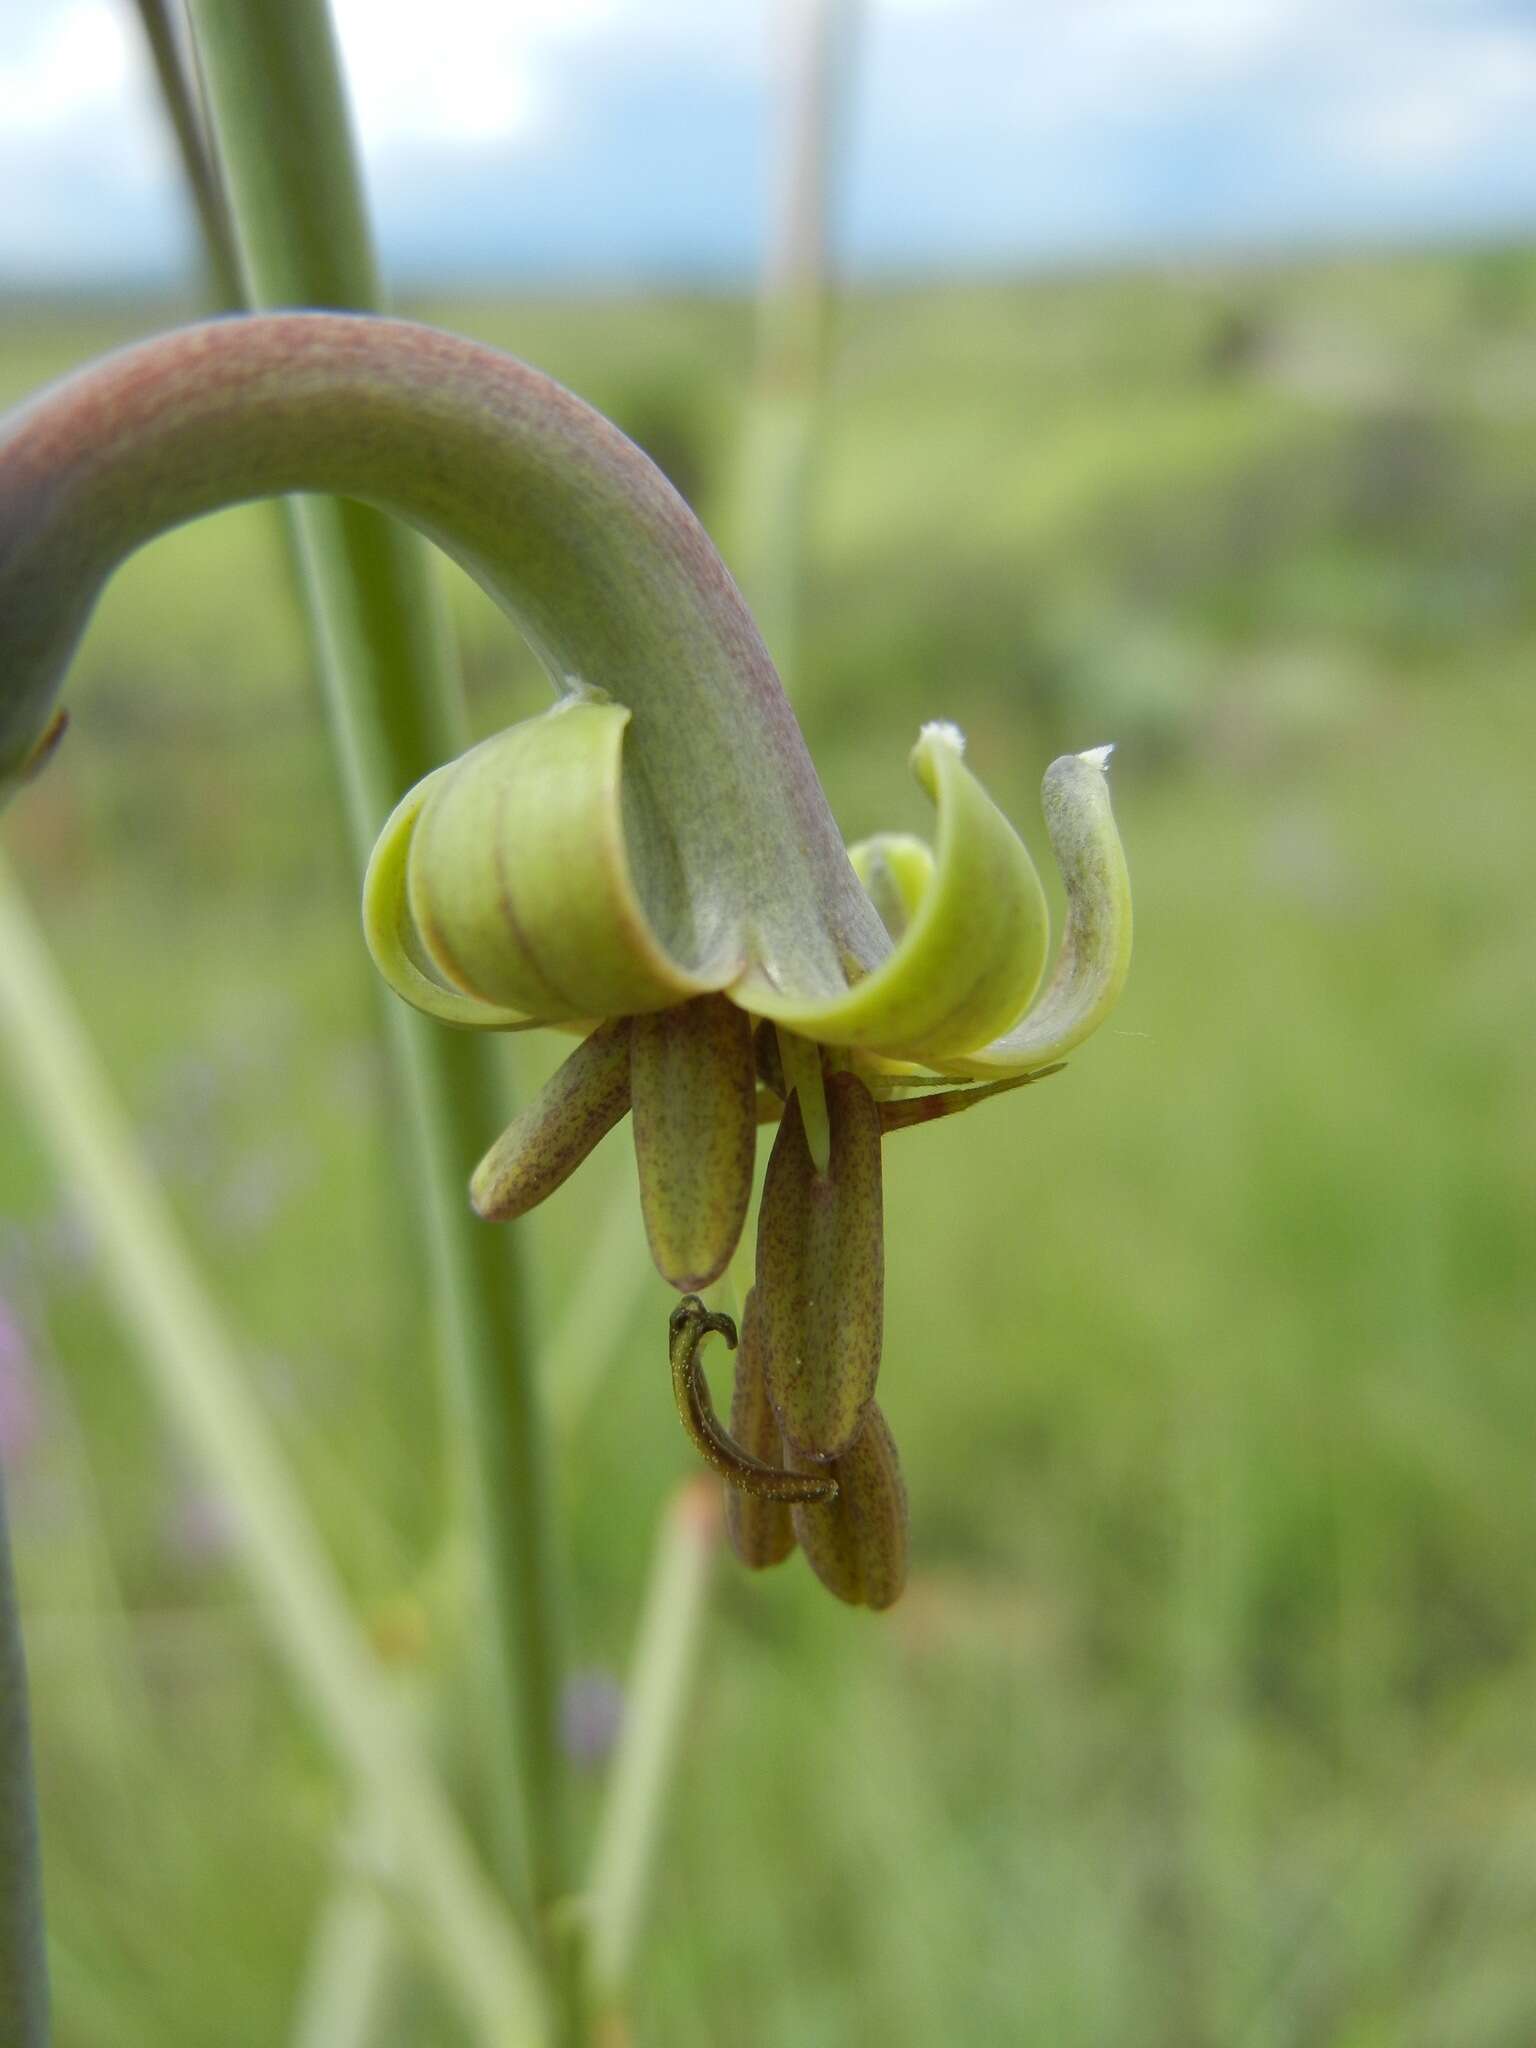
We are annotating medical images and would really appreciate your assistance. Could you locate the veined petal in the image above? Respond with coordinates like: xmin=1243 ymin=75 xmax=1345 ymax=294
xmin=737 ymin=723 xmax=1050 ymax=1062
xmin=364 ymin=698 xmax=723 ymax=1027
xmin=929 ymin=746 xmax=1133 ymax=1077
xmin=363 ymin=766 xmax=538 ymax=1030
xmin=849 ymin=832 xmax=933 ymax=942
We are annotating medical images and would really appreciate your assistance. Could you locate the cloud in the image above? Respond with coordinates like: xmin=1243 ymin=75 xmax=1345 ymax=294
xmin=332 ymin=0 xmax=617 ymax=150
xmin=2 ymin=0 xmax=1536 ymax=286
xmin=0 ymin=0 xmax=133 ymax=139
xmin=1326 ymin=22 xmax=1536 ymax=174
xmin=0 ymin=0 xmax=172 ymax=277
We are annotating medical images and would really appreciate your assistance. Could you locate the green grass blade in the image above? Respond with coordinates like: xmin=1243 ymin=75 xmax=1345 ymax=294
xmin=0 ymin=1463 xmax=49 ymax=2048
xmin=586 ymin=1480 xmax=721 ymax=2013
xmin=0 ymin=855 xmax=546 ymax=2046
xmin=183 ymin=0 xmax=572 ymax=1950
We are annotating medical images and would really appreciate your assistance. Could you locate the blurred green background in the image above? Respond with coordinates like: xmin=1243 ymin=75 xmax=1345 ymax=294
xmin=2 ymin=250 xmax=1535 ymax=2044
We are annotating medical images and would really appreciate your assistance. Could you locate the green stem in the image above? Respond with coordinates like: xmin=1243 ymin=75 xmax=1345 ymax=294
xmin=584 ymin=20 xmax=856 ymax=2020
xmin=730 ymin=0 xmax=859 ymax=685
xmin=290 ymin=1805 xmax=399 ymax=2048
xmin=0 ymin=856 xmax=543 ymax=2044
xmin=0 ymin=1464 xmax=49 ymax=2047
xmin=182 ymin=0 xmax=571 ymax=1947
xmin=127 ymin=0 xmax=241 ymax=308
xmin=586 ymin=1479 xmax=721 ymax=2012
xmin=544 ymin=1183 xmax=654 ymax=1447
xmin=0 ymin=315 xmax=892 ymax=996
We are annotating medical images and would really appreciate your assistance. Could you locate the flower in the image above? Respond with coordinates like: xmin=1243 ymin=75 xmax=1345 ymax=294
xmin=365 ymin=700 xmax=1131 ymax=1609
xmin=0 ymin=308 xmax=1131 ymax=1607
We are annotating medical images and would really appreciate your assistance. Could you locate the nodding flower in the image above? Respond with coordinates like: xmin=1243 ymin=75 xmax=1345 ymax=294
xmin=365 ymin=668 xmax=1131 ymax=1617
xmin=0 ymin=310 xmax=1131 ymax=1608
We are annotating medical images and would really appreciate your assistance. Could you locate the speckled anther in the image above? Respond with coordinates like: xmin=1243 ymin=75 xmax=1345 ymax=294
xmin=470 ymin=1017 xmax=631 ymax=1222
xmin=0 ymin=312 xmax=1135 ymax=1617
xmin=756 ymin=1071 xmax=885 ymax=1463
xmin=723 ymin=1291 xmax=799 ymax=1569
xmin=791 ymin=1402 xmax=910 ymax=1611
xmin=632 ymin=995 xmax=757 ymax=1292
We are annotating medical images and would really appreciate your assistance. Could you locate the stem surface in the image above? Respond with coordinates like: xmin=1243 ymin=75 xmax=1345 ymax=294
xmin=0 ymin=1463 xmax=48 ymax=2047
xmin=587 ymin=1480 xmax=722 ymax=2011
xmin=128 ymin=0 xmax=241 ymax=307
xmin=0 ymin=318 xmax=891 ymax=1000
xmin=183 ymin=0 xmax=572 ymax=1949
xmin=0 ymin=857 xmax=544 ymax=2044
xmin=730 ymin=0 xmax=860 ymax=685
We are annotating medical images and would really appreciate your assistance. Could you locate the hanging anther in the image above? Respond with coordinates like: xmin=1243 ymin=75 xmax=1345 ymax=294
xmin=668 ymin=1297 xmax=838 ymax=1504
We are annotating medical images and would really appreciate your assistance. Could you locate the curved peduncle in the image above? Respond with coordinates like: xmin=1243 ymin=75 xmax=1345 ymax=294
xmin=0 ymin=314 xmax=887 ymax=987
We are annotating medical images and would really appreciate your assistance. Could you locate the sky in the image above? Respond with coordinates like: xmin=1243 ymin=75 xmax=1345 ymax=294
xmin=2 ymin=0 xmax=1535 ymax=289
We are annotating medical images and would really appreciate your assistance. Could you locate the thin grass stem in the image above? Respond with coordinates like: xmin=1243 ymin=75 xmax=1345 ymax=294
xmin=729 ymin=0 xmax=860 ymax=686
xmin=585 ymin=1480 xmax=722 ymax=2012
xmin=583 ymin=14 xmax=859 ymax=2025
xmin=0 ymin=855 xmax=544 ymax=2046
xmin=0 ymin=1462 xmax=49 ymax=2048
xmin=182 ymin=0 xmax=573 ymax=1967
xmin=127 ymin=0 xmax=241 ymax=307
xmin=545 ymin=1183 xmax=656 ymax=1449
xmin=290 ymin=1806 xmax=400 ymax=2048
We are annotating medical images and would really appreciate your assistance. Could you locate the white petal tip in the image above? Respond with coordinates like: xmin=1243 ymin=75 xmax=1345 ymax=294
xmin=919 ymin=719 xmax=967 ymax=756
xmin=1078 ymin=743 xmax=1115 ymax=770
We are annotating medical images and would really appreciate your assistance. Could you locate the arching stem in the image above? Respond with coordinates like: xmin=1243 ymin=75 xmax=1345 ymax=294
xmin=0 ymin=313 xmax=891 ymax=1000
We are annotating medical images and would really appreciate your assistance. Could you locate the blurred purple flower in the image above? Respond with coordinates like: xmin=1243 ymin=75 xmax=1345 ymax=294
xmin=0 ymin=1293 xmax=42 ymax=1467
xmin=561 ymin=1668 xmax=625 ymax=1767
xmin=165 ymin=1483 xmax=238 ymax=1567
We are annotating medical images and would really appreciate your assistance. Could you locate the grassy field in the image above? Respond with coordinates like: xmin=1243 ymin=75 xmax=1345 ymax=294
xmin=3 ymin=247 xmax=1535 ymax=2045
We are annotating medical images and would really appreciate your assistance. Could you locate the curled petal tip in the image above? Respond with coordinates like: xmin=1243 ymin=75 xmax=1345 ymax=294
xmin=752 ymin=723 xmax=1049 ymax=1060
xmin=369 ymin=700 xmax=725 ymax=1028
xmin=922 ymin=744 xmax=1132 ymax=1077
xmin=1078 ymin=743 xmax=1115 ymax=770
xmin=916 ymin=718 xmax=967 ymax=758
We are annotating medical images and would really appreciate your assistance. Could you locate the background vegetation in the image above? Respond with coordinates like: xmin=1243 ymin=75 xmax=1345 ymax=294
xmin=3 ymin=245 xmax=1535 ymax=2043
